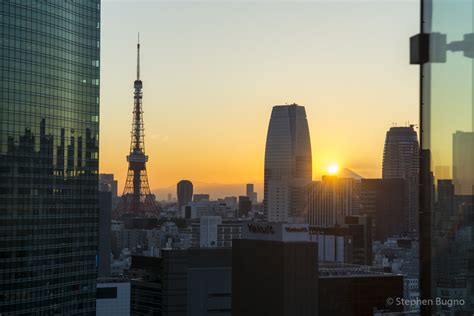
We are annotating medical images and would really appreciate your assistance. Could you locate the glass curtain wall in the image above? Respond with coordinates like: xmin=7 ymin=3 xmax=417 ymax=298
xmin=0 ymin=1 xmax=100 ymax=314
xmin=421 ymin=0 xmax=474 ymax=314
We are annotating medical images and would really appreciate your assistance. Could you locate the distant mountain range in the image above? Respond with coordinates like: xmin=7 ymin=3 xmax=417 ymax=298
xmin=338 ymin=168 xmax=364 ymax=180
xmin=152 ymin=168 xmax=363 ymax=201
xmin=152 ymin=181 xmax=263 ymax=201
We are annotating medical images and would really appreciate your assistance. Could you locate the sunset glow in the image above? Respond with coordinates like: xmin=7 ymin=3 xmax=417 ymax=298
xmin=99 ymin=1 xmax=418 ymax=198
xmin=327 ymin=163 xmax=340 ymax=175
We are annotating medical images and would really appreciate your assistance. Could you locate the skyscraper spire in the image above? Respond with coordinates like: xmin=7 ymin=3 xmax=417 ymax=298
xmin=137 ymin=32 xmax=140 ymax=80
xmin=116 ymin=36 xmax=159 ymax=218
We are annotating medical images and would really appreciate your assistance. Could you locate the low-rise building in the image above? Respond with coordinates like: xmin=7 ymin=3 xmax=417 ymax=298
xmin=96 ymin=278 xmax=131 ymax=316
xmin=191 ymin=217 xmax=242 ymax=248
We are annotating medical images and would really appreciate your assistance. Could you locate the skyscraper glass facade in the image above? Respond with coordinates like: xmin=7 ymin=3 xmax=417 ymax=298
xmin=264 ymin=104 xmax=312 ymax=223
xmin=419 ymin=0 xmax=474 ymax=314
xmin=0 ymin=0 xmax=100 ymax=314
xmin=382 ymin=126 xmax=419 ymax=234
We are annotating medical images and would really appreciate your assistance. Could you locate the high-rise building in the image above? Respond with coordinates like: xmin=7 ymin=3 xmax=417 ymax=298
xmin=343 ymin=215 xmax=373 ymax=266
xmin=100 ymin=173 xmax=119 ymax=207
xmin=177 ymin=179 xmax=193 ymax=207
xmin=238 ymin=195 xmax=252 ymax=217
xmin=251 ymin=192 xmax=258 ymax=205
xmin=130 ymin=249 xmax=232 ymax=315
xmin=130 ymin=253 xmax=188 ymax=315
xmin=382 ymin=125 xmax=419 ymax=234
xmin=233 ymin=230 xmax=318 ymax=316
xmin=453 ymin=131 xmax=474 ymax=196
xmin=0 ymin=1 xmax=100 ymax=313
xmin=245 ymin=183 xmax=257 ymax=204
xmin=100 ymin=174 xmax=118 ymax=193
xmin=99 ymin=191 xmax=112 ymax=278
xmin=306 ymin=176 xmax=357 ymax=227
xmin=264 ymin=104 xmax=312 ymax=223
xmin=246 ymin=183 xmax=254 ymax=198
xmin=360 ymin=179 xmax=408 ymax=241
xmin=435 ymin=179 xmax=455 ymax=227
xmin=318 ymin=264 xmax=403 ymax=315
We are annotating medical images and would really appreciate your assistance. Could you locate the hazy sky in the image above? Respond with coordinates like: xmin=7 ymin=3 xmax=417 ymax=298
xmin=100 ymin=0 xmax=419 ymax=196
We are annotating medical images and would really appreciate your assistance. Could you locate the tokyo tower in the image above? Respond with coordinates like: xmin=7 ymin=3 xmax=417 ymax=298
xmin=116 ymin=37 xmax=159 ymax=218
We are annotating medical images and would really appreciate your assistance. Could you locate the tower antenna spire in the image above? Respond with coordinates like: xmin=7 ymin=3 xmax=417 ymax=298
xmin=137 ymin=32 xmax=140 ymax=80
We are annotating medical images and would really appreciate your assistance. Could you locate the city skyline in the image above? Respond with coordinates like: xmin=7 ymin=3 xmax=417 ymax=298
xmin=2 ymin=1 xmax=472 ymax=314
xmin=99 ymin=1 xmax=419 ymax=194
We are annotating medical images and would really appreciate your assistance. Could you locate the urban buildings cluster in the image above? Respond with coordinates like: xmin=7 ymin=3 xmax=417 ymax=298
xmin=1 ymin=1 xmax=473 ymax=316
xmin=93 ymin=101 xmax=422 ymax=315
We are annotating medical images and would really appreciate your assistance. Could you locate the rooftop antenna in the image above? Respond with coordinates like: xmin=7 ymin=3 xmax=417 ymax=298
xmin=137 ymin=32 xmax=140 ymax=80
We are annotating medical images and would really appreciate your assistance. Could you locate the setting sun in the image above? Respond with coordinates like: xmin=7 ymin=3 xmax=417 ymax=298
xmin=327 ymin=163 xmax=340 ymax=175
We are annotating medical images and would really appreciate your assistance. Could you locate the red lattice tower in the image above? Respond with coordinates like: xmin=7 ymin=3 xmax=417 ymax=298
xmin=116 ymin=37 xmax=159 ymax=218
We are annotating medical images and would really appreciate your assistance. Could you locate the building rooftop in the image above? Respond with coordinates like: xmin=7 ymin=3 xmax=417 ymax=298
xmin=97 ymin=277 xmax=130 ymax=284
xmin=319 ymin=263 xmax=401 ymax=278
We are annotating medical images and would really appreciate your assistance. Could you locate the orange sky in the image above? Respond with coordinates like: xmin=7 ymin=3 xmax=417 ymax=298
xmin=99 ymin=1 xmax=419 ymax=198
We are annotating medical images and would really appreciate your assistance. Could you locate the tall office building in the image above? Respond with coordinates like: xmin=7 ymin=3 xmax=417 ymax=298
xmin=306 ymin=176 xmax=357 ymax=227
xmin=100 ymin=173 xmax=119 ymax=209
xmin=435 ymin=179 xmax=455 ymax=226
xmin=264 ymin=104 xmax=312 ymax=223
xmin=453 ymin=131 xmax=474 ymax=196
xmin=246 ymin=183 xmax=257 ymax=204
xmin=233 ymin=224 xmax=318 ymax=316
xmin=99 ymin=191 xmax=112 ymax=278
xmin=177 ymin=179 xmax=193 ymax=208
xmin=360 ymin=179 xmax=408 ymax=241
xmin=382 ymin=125 xmax=419 ymax=234
xmin=130 ymin=249 xmax=232 ymax=315
xmin=100 ymin=173 xmax=118 ymax=199
xmin=0 ymin=1 xmax=100 ymax=314
xmin=246 ymin=183 xmax=254 ymax=197
xmin=318 ymin=265 xmax=403 ymax=315
xmin=238 ymin=196 xmax=252 ymax=217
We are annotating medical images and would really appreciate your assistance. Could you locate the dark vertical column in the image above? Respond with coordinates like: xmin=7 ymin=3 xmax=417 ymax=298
xmin=98 ymin=191 xmax=112 ymax=277
xmin=419 ymin=150 xmax=432 ymax=316
xmin=419 ymin=1 xmax=433 ymax=315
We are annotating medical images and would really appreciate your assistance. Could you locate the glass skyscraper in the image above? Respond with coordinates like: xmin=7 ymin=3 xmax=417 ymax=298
xmin=0 ymin=1 xmax=100 ymax=314
xmin=382 ymin=125 xmax=419 ymax=235
xmin=263 ymin=104 xmax=312 ymax=223
xmin=415 ymin=0 xmax=474 ymax=314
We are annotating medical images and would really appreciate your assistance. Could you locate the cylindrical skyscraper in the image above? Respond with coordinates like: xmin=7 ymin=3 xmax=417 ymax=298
xmin=263 ymin=104 xmax=312 ymax=223
xmin=177 ymin=180 xmax=194 ymax=208
xmin=382 ymin=125 xmax=419 ymax=179
xmin=382 ymin=125 xmax=419 ymax=234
